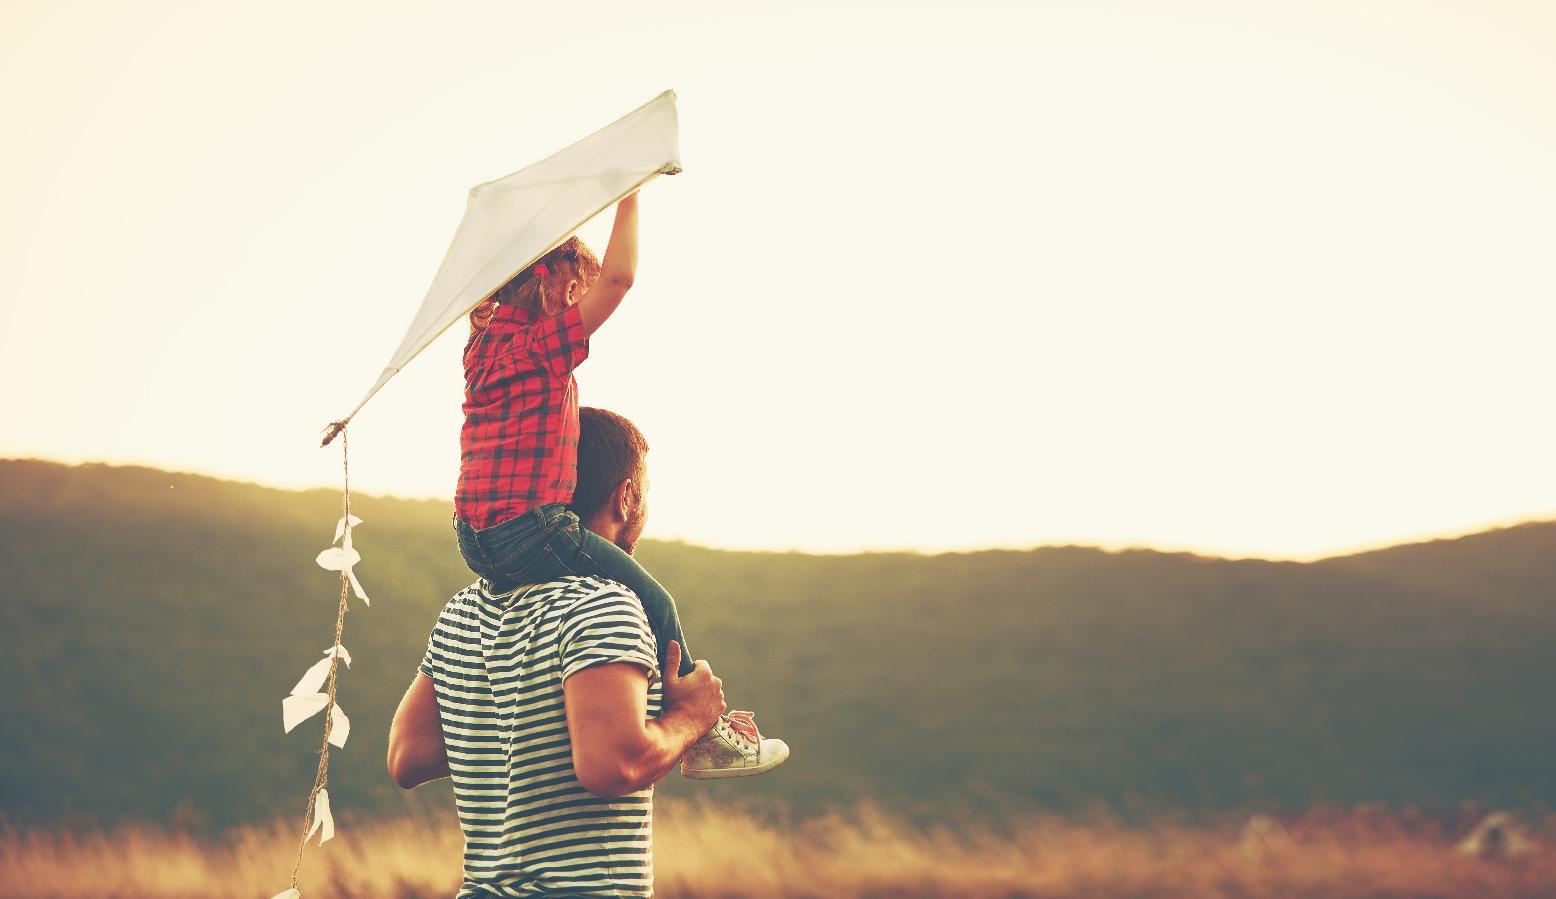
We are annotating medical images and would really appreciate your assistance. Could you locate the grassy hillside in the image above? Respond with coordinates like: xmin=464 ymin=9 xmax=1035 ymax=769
xmin=2 ymin=459 xmax=1553 ymax=829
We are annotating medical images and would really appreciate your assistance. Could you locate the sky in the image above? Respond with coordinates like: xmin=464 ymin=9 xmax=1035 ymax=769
xmin=3 ymin=0 xmax=1554 ymax=559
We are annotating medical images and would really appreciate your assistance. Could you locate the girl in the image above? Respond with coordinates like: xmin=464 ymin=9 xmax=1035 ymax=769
xmin=455 ymin=193 xmax=787 ymax=779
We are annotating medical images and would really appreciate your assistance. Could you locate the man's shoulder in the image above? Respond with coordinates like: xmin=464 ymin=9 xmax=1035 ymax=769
xmin=452 ymin=576 xmax=644 ymax=615
xmin=531 ymin=575 xmax=645 ymax=617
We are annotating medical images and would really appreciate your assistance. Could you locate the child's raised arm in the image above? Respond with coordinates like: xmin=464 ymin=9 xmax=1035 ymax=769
xmin=577 ymin=193 xmax=638 ymax=338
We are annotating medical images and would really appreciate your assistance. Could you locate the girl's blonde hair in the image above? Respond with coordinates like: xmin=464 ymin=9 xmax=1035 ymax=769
xmin=490 ymin=236 xmax=603 ymax=317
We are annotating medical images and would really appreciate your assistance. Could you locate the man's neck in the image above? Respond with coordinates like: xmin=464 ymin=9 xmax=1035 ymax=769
xmin=582 ymin=513 xmax=621 ymax=548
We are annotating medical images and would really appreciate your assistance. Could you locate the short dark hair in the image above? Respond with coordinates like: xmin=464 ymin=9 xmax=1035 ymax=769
xmin=570 ymin=407 xmax=648 ymax=521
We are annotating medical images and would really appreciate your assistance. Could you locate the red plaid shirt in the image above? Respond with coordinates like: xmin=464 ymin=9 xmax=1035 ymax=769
xmin=456 ymin=301 xmax=590 ymax=530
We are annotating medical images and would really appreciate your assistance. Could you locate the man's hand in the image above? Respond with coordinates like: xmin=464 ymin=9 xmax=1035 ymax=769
xmin=660 ymin=640 xmax=725 ymax=734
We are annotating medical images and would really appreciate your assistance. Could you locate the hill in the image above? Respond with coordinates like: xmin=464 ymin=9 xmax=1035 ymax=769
xmin=1 ymin=459 xmax=1553 ymax=828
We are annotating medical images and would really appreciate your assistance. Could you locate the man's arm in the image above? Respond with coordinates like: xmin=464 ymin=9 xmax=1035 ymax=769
xmin=563 ymin=640 xmax=723 ymax=797
xmin=576 ymin=193 xmax=638 ymax=338
xmin=387 ymin=672 xmax=452 ymax=790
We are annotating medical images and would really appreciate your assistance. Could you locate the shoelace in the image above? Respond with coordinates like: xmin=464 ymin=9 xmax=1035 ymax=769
xmin=724 ymin=710 xmax=760 ymax=745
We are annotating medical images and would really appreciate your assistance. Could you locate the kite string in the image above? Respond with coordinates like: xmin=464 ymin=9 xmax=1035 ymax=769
xmin=289 ymin=426 xmax=354 ymax=891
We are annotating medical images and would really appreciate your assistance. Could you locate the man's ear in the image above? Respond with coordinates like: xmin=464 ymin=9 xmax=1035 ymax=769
xmin=612 ymin=478 xmax=636 ymax=523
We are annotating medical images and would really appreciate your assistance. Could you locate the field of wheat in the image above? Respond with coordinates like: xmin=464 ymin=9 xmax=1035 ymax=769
xmin=1 ymin=801 xmax=1552 ymax=899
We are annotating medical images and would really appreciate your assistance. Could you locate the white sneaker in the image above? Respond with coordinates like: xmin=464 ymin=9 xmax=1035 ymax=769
xmin=680 ymin=710 xmax=790 ymax=780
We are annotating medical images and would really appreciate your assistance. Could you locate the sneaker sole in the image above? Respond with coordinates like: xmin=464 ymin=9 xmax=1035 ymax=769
xmin=681 ymin=739 xmax=791 ymax=780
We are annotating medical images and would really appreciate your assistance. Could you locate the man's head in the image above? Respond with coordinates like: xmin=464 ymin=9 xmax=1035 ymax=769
xmin=569 ymin=407 xmax=650 ymax=553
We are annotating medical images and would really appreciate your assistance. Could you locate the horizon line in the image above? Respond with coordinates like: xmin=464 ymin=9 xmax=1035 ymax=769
xmin=4 ymin=454 xmax=1551 ymax=565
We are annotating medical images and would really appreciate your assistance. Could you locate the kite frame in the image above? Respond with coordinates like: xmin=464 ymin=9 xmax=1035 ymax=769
xmin=323 ymin=90 xmax=681 ymax=445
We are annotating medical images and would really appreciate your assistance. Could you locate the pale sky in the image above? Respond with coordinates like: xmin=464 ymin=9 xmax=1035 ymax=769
xmin=3 ymin=0 xmax=1554 ymax=559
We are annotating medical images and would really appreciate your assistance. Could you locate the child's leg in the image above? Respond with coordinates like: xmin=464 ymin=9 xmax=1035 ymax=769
xmin=541 ymin=512 xmax=791 ymax=777
xmin=548 ymin=516 xmax=696 ymax=678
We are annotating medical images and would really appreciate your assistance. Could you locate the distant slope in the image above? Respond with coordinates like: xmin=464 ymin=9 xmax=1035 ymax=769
xmin=1318 ymin=521 xmax=1556 ymax=616
xmin=1 ymin=459 xmax=1552 ymax=828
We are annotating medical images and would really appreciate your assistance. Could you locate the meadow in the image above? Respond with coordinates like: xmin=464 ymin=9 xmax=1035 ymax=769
xmin=5 ymin=461 xmax=1554 ymax=896
xmin=6 ymin=460 xmax=1555 ymax=830
xmin=2 ymin=802 xmax=1552 ymax=898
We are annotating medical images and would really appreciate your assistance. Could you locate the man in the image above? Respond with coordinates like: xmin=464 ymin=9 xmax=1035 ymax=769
xmin=387 ymin=407 xmax=776 ymax=898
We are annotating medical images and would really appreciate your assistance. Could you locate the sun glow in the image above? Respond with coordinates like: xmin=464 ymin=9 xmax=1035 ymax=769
xmin=3 ymin=1 xmax=1554 ymax=559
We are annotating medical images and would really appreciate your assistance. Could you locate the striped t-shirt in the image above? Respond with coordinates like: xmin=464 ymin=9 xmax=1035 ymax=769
xmin=419 ymin=576 xmax=663 ymax=898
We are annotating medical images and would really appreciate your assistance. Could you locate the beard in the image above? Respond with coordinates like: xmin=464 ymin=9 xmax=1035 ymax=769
xmin=616 ymin=504 xmax=647 ymax=555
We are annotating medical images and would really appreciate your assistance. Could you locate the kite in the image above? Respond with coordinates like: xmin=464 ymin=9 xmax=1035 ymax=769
xmin=322 ymin=89 xmax=682 ymax=445
xmin=274 ymin=90 xmax=682 ymax=899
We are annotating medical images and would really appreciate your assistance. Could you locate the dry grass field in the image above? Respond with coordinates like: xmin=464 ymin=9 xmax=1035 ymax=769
xmin=2 ymin=801 xmax=1552 ymax=899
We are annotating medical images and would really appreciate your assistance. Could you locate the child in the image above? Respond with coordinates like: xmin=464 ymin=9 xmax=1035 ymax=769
xmin=455 ymin=193 xmax=788 ymax=779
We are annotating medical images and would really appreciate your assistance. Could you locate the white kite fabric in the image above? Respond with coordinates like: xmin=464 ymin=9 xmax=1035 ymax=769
xmin=322 ymin=89 xmax=682 ymax=445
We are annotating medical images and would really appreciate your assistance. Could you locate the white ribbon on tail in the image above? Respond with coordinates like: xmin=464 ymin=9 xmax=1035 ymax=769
xmin=316 ymin=514 xmax=368 ymax=604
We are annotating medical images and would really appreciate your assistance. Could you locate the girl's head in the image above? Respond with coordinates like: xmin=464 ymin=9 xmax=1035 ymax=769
xmin=491 ymin=236 xmax=603 ymax=316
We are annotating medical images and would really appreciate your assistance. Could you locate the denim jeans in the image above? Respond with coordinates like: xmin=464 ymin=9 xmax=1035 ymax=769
xmin=454 ymin=503 xmax=694 ymax=677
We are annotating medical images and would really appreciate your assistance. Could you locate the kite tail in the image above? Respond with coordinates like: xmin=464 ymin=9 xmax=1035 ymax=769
xmin=321 ymin=420 xmax=348 ymax=448
xmin=283 ymin=425 xmax=357 ymax=897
